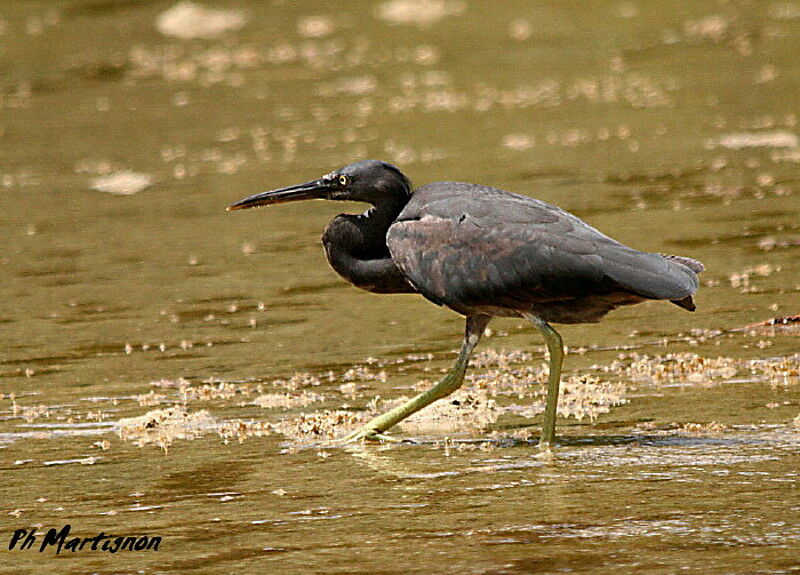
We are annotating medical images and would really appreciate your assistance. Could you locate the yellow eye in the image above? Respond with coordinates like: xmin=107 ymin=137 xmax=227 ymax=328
xmin=338 ymin=175 xmax=348 ymax=186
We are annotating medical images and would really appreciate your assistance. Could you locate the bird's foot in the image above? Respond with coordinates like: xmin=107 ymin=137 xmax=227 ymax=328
xmin=341 ymin=425 xmax=383 ymax=444
xmin=535 ymin=438 xmax=557 ymax=460
xmin=341 ymin=425 xmax=406 ymax=444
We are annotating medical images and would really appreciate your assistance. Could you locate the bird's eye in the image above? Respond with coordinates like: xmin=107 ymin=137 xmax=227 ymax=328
xmin=338 ymin=175 xmax=348 ymax=186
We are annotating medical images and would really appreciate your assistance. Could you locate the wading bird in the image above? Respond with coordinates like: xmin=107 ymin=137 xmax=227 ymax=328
xmin=229 ymin=160 xmax=703 ymax=445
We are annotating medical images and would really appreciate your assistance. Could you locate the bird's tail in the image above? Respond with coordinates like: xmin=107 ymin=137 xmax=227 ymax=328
xmin=671 ymin=295 xmax=697 ymax=311
xmin=661 ymin=254 xmax=704 ymax=311
xmin=661 ymin=254 xmax=705 ymax=274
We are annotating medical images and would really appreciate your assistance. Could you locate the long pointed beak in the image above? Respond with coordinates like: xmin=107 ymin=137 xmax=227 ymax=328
xmin=227 ymin=178 xmax=332 ymax=211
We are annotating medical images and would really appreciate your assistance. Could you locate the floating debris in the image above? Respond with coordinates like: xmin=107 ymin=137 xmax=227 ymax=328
xmin=250 ymin=391 xmax=326 ymax=410
xmin=750 ymin=356 xmax=800 ymax=386
xmin=556 ymin=375 xmax=628 ymax=421
xmin=468 ymin=364 xmax=548 ymax=398
xmin=216 ymin=419 xmax=274 ymax=444
xmin=728 ymin=263 xmax=780 ymax=293
xmin=393 ymin=390 xmax=501 ymax=435
xmin=471 ymin=348 xmax=535 ymax=369
xmin=269 ymin=373 xmax=322 ymax=391
xmin=501 ymin=133 xmax=535 ymax=151
xmin=635 ymin=421 xmax=730 ymax=435
xmin=341 ymin=365 xmax=387 ymax=383
xmin=13 ymin=403 xmax=50 ymax=423
xmin=135 ymin=391 xmax=167 ymax=407
xmin=316 ymin=76 xmax=378 ymax=97
xmin=89 ymin=344 xmax=800 ymax=449
xmin=43 ymin=456 xmax=98 ymax=466
xmin=508 ymin=18 xmax=532 ymax=41
xmin=182 ymin=381 xmax=245 ymax=402
xmin=505 ymin=374 xmax=627 ymax=422
xmin=273 ymin=410 xmax=369 ymax=442
xmin=602 ymin=352 xmax=739 ymax=385
xmin=156 ymin=1 xmax=247 ymax=40
xmin=683 ymin=14 xmax=729 ymax=41
xmin=90 ymin=170 xmax=153 ymax=195
xmin=376 ymin=0 xmax=465 ymax=27
xmin=741 ymin=315 xmax=800 ymax=332
xmin=148 ymin=377 xmax=248 ymax=401
xmin=296 ymin=15 xmax=335 ymax=38
xmin=678 ymin=421 xmax=730 ymax=435
xmin=338 ymin=382 xmax=358 ymax=398
xmin=717 ymin=131 xmax=798 ymax=149
xmin=117 ymin=407 xmax=216 ymax=450
xmin=150 ymin=377 xmax=192 ymax=389
xmin=596 ymin=352 xmax=799 ymax=388
xmin=757 ymin=236 xmax=800 ymax=251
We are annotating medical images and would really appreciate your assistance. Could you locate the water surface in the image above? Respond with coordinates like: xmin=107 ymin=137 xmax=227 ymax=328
xmin=1 ymin=1 xmax=798 ymax=573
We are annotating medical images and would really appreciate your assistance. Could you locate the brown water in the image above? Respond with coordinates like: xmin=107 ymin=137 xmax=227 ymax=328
xmin=1 ymin=1 xmax=799 ymax=573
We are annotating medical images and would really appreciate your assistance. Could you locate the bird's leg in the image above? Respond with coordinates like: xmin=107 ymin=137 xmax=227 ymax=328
xmin=342 ymin=315 xmax=491 ymax=443
xmin=523 ymin=313 xmax=564 ymax=448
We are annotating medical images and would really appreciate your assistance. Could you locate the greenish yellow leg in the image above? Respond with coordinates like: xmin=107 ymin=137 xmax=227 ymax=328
xmin=342 ymin=315 xmax=490 ymax=443
xmin=523 ymin=313 xmax=564 ymax=447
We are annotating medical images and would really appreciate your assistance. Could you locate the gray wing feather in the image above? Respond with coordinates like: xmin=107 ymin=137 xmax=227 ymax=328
xmin=387 ymin=182 xmax=700 ymax=319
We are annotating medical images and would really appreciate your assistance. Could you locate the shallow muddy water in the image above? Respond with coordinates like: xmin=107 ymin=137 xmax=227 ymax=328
xmin=1 ymin=1 xmax=798 ymax=573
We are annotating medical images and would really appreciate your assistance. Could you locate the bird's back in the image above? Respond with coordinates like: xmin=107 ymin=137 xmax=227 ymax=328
xmin=387 ymin=182 xmax=703 ymax=323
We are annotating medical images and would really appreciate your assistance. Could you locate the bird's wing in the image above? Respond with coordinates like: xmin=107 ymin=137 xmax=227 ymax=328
xmin=386 ymin=182 xmax=699 ymax=316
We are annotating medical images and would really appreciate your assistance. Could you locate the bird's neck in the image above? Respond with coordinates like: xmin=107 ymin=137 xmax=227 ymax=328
xmin=324 ymin=194 xmax=407 ymax=259
xmin=361 ymin=194 xmax=408 ymax=237
xmin=321 ymin=192 xmax=411 ymax=294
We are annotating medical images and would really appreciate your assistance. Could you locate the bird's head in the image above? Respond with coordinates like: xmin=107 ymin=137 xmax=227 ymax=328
xmin=227 ymin=160 xmax=412 ymax=211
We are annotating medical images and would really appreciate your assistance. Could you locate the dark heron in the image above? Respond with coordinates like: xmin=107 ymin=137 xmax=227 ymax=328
xmin=229 ymin=160 xmax=704 ymax=446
